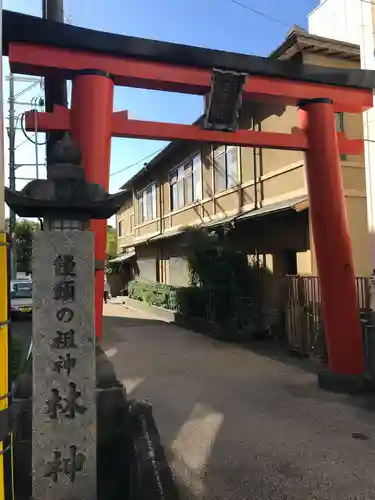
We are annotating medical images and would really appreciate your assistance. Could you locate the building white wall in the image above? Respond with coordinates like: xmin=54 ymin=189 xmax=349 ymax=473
xmin=309 ymin=0 xmax=375 ymax=277
xmin=309 ymin=0 xmax=363 ymax=45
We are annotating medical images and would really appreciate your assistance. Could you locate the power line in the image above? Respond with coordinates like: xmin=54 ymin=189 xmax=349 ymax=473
xmin=107 ymin=0 xmax=295 ymax=184
xmin=20 ymin=112 xmax=47 ymax=146
xmin=110 ymin=133 xmax=374 ymax=180
xmin=110 ymin=147 xmax=165 ymax=178
xmin=13 ymin=81 xmax=39 ymax=101
xmin=225 ymin=0 xmax=290 ymax=27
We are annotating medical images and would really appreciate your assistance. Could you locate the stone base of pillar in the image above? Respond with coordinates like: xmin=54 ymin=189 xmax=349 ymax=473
xmin=318 ymin=370 xmax=375 ymax=394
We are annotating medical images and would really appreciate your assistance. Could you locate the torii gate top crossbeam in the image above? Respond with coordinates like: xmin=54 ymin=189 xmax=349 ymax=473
xmin=4 ymin=9 xmax=374 ymax=152
xmin=3 ymin=9 xmax=375 ymax=90
xmin=3 ymin=10 xmax=375 ymax=114
xmin=8 ymin=42 xmax=373 ymax=113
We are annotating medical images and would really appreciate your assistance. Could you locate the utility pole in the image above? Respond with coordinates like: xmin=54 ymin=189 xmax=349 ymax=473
xmin=42 ymin=0 xmax=67 ymax=165
xmin=7 ymin=73 xmax=17 ymax=279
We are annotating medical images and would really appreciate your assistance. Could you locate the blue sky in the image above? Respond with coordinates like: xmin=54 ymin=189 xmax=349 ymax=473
xmin=3 ymin=0 xmax=319 ymax=194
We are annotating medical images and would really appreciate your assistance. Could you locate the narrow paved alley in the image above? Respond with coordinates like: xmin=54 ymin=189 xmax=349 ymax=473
xmin=102 ymin=303 xmax=375 ymax=500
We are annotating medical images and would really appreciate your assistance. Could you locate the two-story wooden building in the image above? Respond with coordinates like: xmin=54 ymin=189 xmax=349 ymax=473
xmin=114 ymin=27 xmax=371 ymax=288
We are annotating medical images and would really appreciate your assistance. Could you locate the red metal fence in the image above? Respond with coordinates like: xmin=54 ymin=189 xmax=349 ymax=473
xmin=285 ymin=275 xmax=370 ymax=359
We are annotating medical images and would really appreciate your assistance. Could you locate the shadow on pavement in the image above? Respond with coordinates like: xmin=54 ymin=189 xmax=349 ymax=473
xmin=96 ymin=346 xmax=131 ymax=500
xmin=239 ymin=337 xmax=324 ymax=375
xmin=12 ymin=345 xmax=131 ymax=500
xmin=11 ymin=315 xmax=179 ymax=500
xmin=102 ymin=308 xmax=375 ymax=500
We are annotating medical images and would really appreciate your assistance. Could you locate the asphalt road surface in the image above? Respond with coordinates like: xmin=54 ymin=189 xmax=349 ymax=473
xmin=13 ymin=306 xmax=375 ymax=500
xmin=102 ymin=302 xmax=375 ymax=500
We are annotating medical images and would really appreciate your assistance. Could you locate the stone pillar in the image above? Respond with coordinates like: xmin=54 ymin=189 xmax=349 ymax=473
xmin=32 ymin=230 xmax=96 ymax=500
xmin=4 ymin=133 xmax=127 ymax=497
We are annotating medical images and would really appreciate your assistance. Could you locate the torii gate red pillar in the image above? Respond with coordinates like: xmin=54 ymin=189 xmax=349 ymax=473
xmin=71 ymin=70 xmax=114 ymax=341
xmin=299 ymin=98 xmax=365 ymax=378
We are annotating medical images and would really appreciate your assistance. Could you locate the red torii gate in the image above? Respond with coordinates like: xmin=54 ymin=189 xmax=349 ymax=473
xmin=3 ymin=10 xmax=375 ymax=382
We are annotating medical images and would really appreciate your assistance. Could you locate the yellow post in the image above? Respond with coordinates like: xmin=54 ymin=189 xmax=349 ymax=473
xmin=0 ymin=3 xmax=12 ymax=500
xmin=0 ymin=232 xmax=9 ymax=500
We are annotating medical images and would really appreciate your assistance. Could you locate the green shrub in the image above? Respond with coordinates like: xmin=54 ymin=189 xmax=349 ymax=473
xmin=128 ymin=280 xmax=176 ymax=309
xmin=175 ymin=287 xmax=208 ymax=320
xmin=128 ymin=229 xmax=280 ymax=343
xmin=182 ymin=227 xmax=280 ymax=340
xmin=149 ymin=283 xmax=172 ymax=308
xmin=168 ymin=289 xmax=178 ymax=311
xmin=128 ymin=280 xmax=148 ymax=302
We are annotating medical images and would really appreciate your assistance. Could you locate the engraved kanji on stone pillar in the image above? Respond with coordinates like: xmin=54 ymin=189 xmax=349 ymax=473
xmin=32 ymin=231 xmax=96 ymax=500
xmin=4 ymin=134 xmax=128 ymax=500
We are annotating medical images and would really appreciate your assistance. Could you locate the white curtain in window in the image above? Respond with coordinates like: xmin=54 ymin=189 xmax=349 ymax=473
xmin=170 ymin=154 xmax=202 ymax=210
xmin=145 ymin=189 xmax=151 ymax=221
xmin=138 ymin=195 xmax=144 ymax=223
xmin=171 ymin=178 xmax=178 ymax=210
xmin=151 ymin=184 xmax=157 ymax=219
xmin=177 ymin=166 xmax=184 ymax=208
xmin=214 ymin=152 xmax=226 ymax=192
xmin=193 ymin=154 xmax=202 ymax=200
xmin=139 ymin=184 xmax=156 ymax=222
xmin=226 ymin=147 xmax=238 ymax=188
xmin=184 ymin=163 xmax=193 ymax=205
xmin=171 ymin=169 xmax=183 ymax=210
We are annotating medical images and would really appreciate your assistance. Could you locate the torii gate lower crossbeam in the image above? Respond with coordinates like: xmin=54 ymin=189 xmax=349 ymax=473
xmin=5 ymin=9 xmax=375 ymax=382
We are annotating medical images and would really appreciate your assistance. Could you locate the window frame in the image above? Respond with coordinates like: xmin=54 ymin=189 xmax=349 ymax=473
xmin=335 ymin=112 xmax=346 ymax=161
xmin=213 ymin=145 xmax=239 ymax=194
xmin=118 ymin=220 xmax=123 ymax=237
xmin=169 ymin=152 xmax=202 ymax=212
xmin=137 ymin=182 xmax=157 ymax=224
xmin=335 ymin=112 xmax=344 ymax=132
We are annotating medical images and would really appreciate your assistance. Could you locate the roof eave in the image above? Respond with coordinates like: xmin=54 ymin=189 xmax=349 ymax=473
xmin=270 ymin=29 xmax=360 ymax=62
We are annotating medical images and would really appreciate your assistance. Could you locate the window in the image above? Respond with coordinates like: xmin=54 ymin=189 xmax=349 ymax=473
xmin=335 ymin=112 xmax=346 ymax=160
xmin=138 ymin=184 xmax=157 ymax=223
xmin=213 ymin=145 xmax=238 ymax=193
xmin=335 ymin=112 xmax=344 ymax=132
xmin=11 ymin=281 xmax=32 ymax=299
xmin=170 ymin=154 xmax=202 ymax=211
xmin=118 ymin=220 xmax=123 ymax=237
